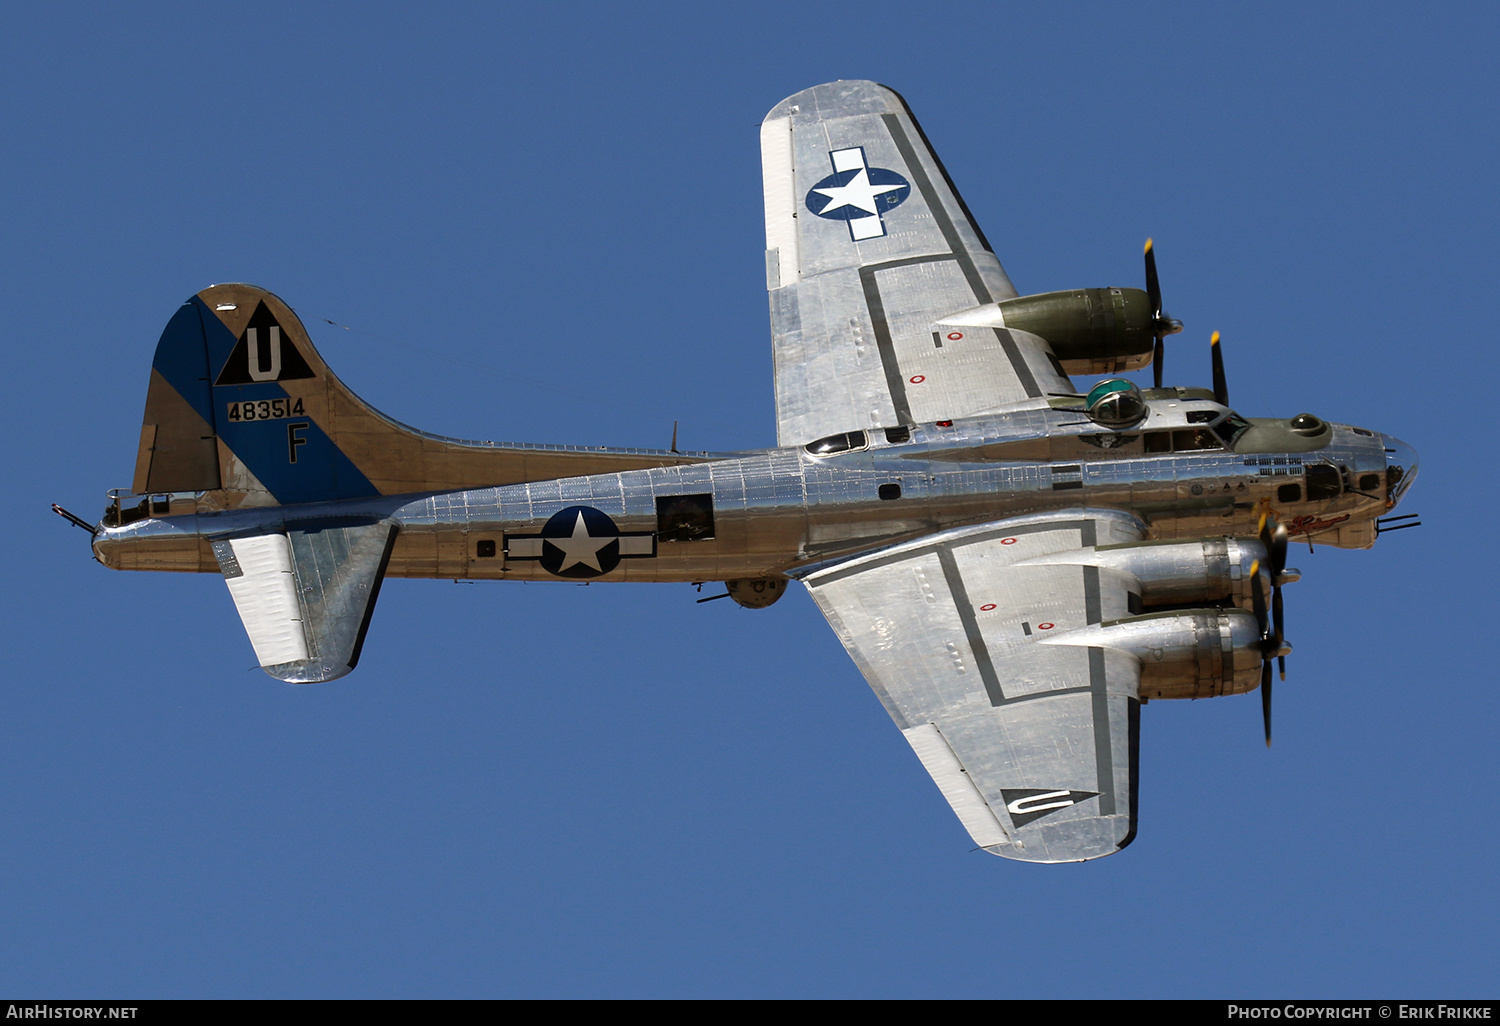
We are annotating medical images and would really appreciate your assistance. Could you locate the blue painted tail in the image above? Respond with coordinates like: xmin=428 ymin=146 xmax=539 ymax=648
xmin=133 ymin=284 xmax=706 ymax=507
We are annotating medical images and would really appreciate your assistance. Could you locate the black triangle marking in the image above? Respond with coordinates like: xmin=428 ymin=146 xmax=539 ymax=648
xmin=1000 ymin=788 xmax=1101 ymax=828
xmin=215 ymin=301 xmax=316 ymax=386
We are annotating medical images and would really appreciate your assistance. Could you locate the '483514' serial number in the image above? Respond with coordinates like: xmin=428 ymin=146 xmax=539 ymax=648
xmin=225 ymin=398 xmax=305 ymax=422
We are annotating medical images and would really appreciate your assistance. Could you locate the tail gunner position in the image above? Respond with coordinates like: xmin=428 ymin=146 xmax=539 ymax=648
xmin=68 ymin=82 xmax=1420 ymax=863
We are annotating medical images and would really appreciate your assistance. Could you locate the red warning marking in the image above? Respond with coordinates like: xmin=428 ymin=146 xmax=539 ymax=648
xmin=1038 ymin=622 xmax=1055 ymax=630
xmin=946 ymin=332 xmax=963 ymax=341
xmin=1000 ymin=537 xmax=1017 ymax=545
xmin=979 ymin=603 xmax=997 ymax=611
xmin=909 ymin=375 xmax=925 ymax=384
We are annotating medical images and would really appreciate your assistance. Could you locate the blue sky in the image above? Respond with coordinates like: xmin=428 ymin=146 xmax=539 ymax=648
xmin=4 ymin=1 xmax=1496 ymax=998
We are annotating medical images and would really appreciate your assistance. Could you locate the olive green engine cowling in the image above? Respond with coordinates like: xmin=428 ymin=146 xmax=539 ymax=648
xmin=998 ymin=288 xmax=1155 ymax=374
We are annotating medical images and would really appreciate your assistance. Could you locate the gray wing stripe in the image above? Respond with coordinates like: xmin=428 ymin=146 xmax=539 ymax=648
xmin=882 ymin=113 xmax=992 ymax=305
xmin=859 ymin=270 xmax=914 ymax=426
xmin=1083 ymin=564 xmax=1102 ymax=624
xmin=882 ymin=84 xmax=1000 ymax=258
xmin=863 ymin=254 xmax=961 ymax=274
xmin=936 ymin=545 xmax=1006 ymax=704
xmin=994 ymin=685 xmax=1092 ymax=708
xmin=1089 ymin=647 xmax=1116 ymax=814
xmin=1076 ymin=515 xmax=1118 ymax=814
xmin=994 ymin=327 xmax=1042 ymax=398
xmin=858 ymin=255 xmax=980 ymax=426
xmin=886 ymin=111 xmax=1045 ymax=400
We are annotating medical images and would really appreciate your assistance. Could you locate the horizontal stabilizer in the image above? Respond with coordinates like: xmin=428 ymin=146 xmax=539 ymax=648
xmin=212 ymin=517 xmax=399 ymax=683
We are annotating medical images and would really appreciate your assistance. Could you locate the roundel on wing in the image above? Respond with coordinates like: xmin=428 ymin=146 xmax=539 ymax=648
xmin=805 ymin=166 xmax=912 ymax=221
xmin=538 ymin=505 xmax=622 ymax=578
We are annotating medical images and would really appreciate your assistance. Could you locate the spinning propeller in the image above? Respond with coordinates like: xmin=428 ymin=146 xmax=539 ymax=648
xmin=1143 ymin=239 xmax=1184 ymax=388
xmin=1249 ymin=513 xmax=1294 ymax=746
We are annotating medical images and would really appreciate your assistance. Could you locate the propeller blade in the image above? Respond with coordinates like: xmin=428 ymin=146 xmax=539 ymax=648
xmin=1261 ymin=661 xmax=1273 ymax=747
xmin=1144 ymin=238 xmax=1162 ymax=317
xmin=1258 ymin=514 xmax=1288 ymax=577
xmin=1146 ymin=240 xmax=1164 ymax=387
xmin=1250 ymin=560 xmax=1267 ymax=631
xmin=1253 ymin=514 xmax=1293 ymax=726
xmin=1142 ymin=239 xmax=1182 ymax=388
xmin=1272 ymin=584 xmax=1288 ymax=682
xmin=1211 ymin=331 xmax=1228 ymax=406
xmin=1250 ymin=548 xmax=1283 ymax=747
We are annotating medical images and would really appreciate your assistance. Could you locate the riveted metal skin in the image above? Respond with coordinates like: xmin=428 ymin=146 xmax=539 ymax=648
xmin=94 ymin=402 xmax=1401 ymax=581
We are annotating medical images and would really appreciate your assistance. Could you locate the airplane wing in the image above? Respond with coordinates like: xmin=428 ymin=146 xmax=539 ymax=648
xmin=211 ymin=516 xmax=399 ymax=683
xmin=796 ymin=511 xmax=1147 ymax=862
xmin=762 ymin=81 xmax=1073 ymax=447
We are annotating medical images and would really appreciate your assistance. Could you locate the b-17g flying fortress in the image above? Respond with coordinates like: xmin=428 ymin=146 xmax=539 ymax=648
xmin=66 ymin=81 xmax=1419 ymax=863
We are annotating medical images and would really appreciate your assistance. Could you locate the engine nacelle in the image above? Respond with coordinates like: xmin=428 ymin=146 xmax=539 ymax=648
xmin=1017 ymin=537 xmax=1273 ymax=613
xmin=1042 ymin=609 xmax=1265 ymax=700
xmin=938 ymin=288 xmax=1155 ymax=375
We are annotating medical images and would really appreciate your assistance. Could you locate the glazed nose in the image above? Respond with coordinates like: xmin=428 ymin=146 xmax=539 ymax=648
xmin=1381 ymin=435 xmax=1419 ymax=507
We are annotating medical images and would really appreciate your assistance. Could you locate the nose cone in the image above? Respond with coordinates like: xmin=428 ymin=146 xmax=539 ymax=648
xmin=1382 ymin=435 xmax=1419 ymax=508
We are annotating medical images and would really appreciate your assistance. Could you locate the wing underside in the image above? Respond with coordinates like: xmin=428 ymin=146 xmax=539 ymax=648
xmin=762 ymin=81 xmax=1073 ymax=447
xmin=212 ymin=516 xmax=399 ymax=683
xmin=799 ymin=510 xmax=1148 ymax=862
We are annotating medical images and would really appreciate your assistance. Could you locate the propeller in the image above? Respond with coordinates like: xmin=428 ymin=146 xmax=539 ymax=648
xmin=1251 ymin=513 xmax=1294 ymax=746
xmin=1210 ymin=331 xmax=1229 ymax=407
xmin=1144 ymin=238 xmax=1184 ymax=388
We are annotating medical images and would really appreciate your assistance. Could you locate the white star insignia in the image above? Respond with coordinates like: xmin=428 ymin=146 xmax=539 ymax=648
xmin=549 ymin=511 xmax=612 ymax=572
xmin=812 ymin=168 xmax=905 ymax=217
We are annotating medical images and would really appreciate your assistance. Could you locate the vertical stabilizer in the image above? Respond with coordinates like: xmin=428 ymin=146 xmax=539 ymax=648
xmin=131 ymin=284 xmax=711 ymax=510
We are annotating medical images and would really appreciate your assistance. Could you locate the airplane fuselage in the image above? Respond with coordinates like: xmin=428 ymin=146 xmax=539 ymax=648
xmin=93 ymin=398 xmax=1405 ymax=586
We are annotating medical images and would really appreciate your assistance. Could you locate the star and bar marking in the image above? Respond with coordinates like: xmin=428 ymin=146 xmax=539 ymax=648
xmin=504 ymin=505 xmax=656 ymax=578
xmin=805 ymin=147 xmax=911 ymax=241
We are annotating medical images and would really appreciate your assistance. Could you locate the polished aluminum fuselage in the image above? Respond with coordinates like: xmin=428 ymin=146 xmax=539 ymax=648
xmin=93 ymin=403 xmax=1400 ymax=582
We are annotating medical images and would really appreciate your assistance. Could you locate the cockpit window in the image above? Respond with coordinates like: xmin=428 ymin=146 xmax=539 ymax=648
xmin=1213 ymin=414 xmax=1252 ymax=448
xmin=1171 ymin=429 xmax=1222 ymax=451
xmin=804 ymin=431 xmax=868 ymax=456
xmin=1144 ymin=429 xmax=1224 ymax=453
